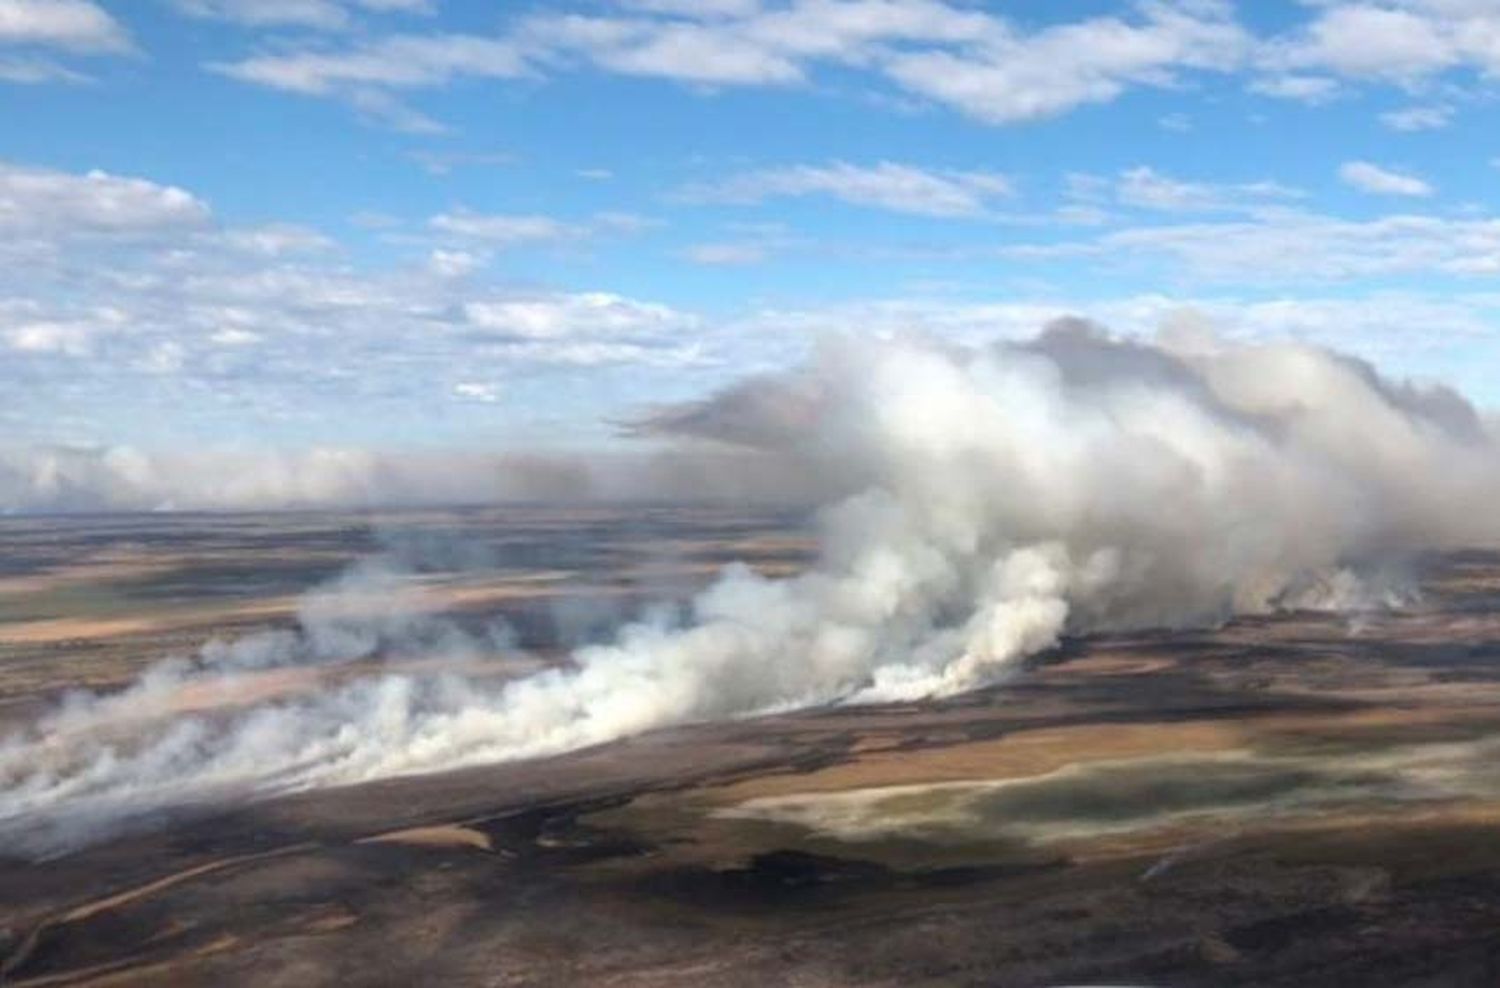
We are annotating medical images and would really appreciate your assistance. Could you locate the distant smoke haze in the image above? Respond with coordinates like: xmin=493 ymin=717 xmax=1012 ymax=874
xmin=0 ymin=445 xmax=828 ymax=513
xmin=4 ymin=319 xmax=1500 ymax=856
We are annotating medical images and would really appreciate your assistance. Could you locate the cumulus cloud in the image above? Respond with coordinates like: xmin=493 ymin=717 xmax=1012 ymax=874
xmin=5 ymin=321 xmax=1500 ymax=853
xmin=462 ymin=293 xmax=703 ymax=366
xmin=1339 ymin=160 xmax=1434 ymax=197
xmin=6 ymin=154 xmax=1496 ymax=487
xmin=1264 ymin=0 xmax=1500 ymax=83
xmin=0 ymin=160 xmax=706 ymax=451
xmin=0 ymin=0 xmax=129 ymax=53
xmin=0 ymin=160 xmax=210 ymax=236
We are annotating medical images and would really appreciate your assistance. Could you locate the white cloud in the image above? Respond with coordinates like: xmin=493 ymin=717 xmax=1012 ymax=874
xmin=209 ymin=33 xmax=529 ymax=129
xmin=0 ymin=161 xmax=211 ymax=236
xmin=451 ymin=380 xmax=501 ymax=403
xmin=1379 ymin=104 xmax=1452 ymax=131
xmin=173 ymin=0 xmax=433 ymax=30
xmin=1110 ymin=166 xmax=1300 ymax=212
xmin=408 ymin=149 xmax=514 ymax=175
xmin=688 ymin=160 xmax=1014 ymax=217
xmin=221 ymin=223 xmax=335 ymax=256
xmin=742 ymin=290 xmax=1500 ymax=349
xmin=1339 ymin=160 xmax=1433 ymax=197
xmin=211 ymin=33 xmax=527 ymax=94
xmin=212 ymin=0 xmax=1252 ymax=128
xmin=0 ymin=54 xmax=87 ymax=83
xmin=210 ymin=326 xmax=263 ymax=347
xmin=621 ymin=0 xmax=761 ymax=17
xmin=682 ymin=242 xmax=768 ymax=266
xmin=194 ymin=0 xmax=1500 ymax=132
xmin=1011 ymin=211 xmax=1500 ymax=281
xmin=882 ymin=1 xmax=1249 ymax=124
xmin=1247 ymin=73 xmax=1340 ymax=103
xmin=0 ymin=160 xmax=709 ymax=452
xmin=428 ymin=211 xmax=581 ymax=245
xmin=4 ymin=318 xmax=99 ymax=356
xmin=1271 ymin=5 xmax=1453 ymax=79
xmin=1265 ymin=1 xmax=1500 ymax=83
xmin=464 ymin=292 xmax=694 ymax=342
xmin=427 ymin=248 xmax=485 ymax=277
xmin=0 ymin=0 xmax=130 ymax=53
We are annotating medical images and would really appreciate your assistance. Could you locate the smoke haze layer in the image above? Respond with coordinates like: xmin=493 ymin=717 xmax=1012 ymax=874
xmin=4 ymin=321 xmax=1499 ymax=856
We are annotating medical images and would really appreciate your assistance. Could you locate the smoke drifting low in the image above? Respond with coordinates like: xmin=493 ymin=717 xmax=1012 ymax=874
xmin=4 ymin=321 xmax=1499 ymax=855
xmin=0 ymin=445 xmax=827 ymax=513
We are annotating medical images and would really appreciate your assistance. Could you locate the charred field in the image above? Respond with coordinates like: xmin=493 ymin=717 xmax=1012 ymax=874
xmin=6 ymin=508 xmax=1500 ymax=986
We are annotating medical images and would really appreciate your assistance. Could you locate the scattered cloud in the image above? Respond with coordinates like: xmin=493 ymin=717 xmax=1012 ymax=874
xmin=427 ymin=248 xmax=485 ymax=278
xmin=451 ymin=380 xmax=501 ymax=403
xmin=429 ymin=211 xmax=581 ymax=245
xmin=1105 ymin=166 xmax=1301 ymax=213
xmin=172 ymin=0 xmax=433 ymax=31
xmin=192 ymin=0 xmax=1500 ymax=134
xmin=424 ymin=209 xmax=651 ymax=249
xmin=0 ymin=0 xmax=132 ymax=84
xmin=681 ymin=242 xmax=768 ymax=266
xmin=1247 ymin=73 xmax=1340 ymax=104
xmin=1010 ymin=210 xmax=1499 ymax=281
xmin=211 ymin=34 xmax=528 ymax=94
xmin=1157 ymin=112 xmax=1192 ymax=132
xmin=0 ymin=0 xmax=130 ymax=53
xmin=0 ymin=160 xmax=211 ymax=236
xmin=1264 ymin=0 xmax=1500 ymax=83
xmin=686 ymin=160 xmax=1014 ymax=218
xmin=208 ymin=32 xmax=528 ymax=128
xmin=0 ymin=160 xmax=708 ymax=450
xmin=462 ymin=292 xmax=700 ymax=367
xmin=880 ymin=2 xmax=1249 ymax=124
xmin=407 ymin=149 xmax=515 ymax=175
xmin=209 ymin=0 xmax=1252 ymax=128
xmin=1380 ymin=104 xmax=1452 ymax=132
xmin=0 ymin=53 xmax=87 ymax=83
xmin=221 ymin=223 xmax=335 ymax=256
xmin=1339 ymin=160 xmax=1433 ymax=198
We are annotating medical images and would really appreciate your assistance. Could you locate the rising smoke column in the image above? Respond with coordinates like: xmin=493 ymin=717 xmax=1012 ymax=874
xmin=3 ymin=320 xmax=1499 ymax=854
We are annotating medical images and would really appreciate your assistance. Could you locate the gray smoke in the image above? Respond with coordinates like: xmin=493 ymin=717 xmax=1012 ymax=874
xmin=3 ymin=320 xmax=1499 ymax=856
xmin=0 ymin=445 xmax=827 ymax=513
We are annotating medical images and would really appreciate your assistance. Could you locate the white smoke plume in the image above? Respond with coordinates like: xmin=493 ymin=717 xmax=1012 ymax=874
xmin=3 ymin=320 xmax=1499 ymax=855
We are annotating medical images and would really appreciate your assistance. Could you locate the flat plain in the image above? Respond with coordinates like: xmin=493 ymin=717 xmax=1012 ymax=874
xmin=5 ymin=508 xmax=1500 ymax=986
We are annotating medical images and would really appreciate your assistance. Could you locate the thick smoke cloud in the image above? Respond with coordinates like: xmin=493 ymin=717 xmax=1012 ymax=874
xmin=4 ymin=321 xmax=1499 ymax=855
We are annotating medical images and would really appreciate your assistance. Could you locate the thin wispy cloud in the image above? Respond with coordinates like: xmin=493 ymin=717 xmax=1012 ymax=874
xmin=1339 ymin=160 xmax=1434 ymax=198
xmin=685 ymin=161 xmax=1014 ymax=218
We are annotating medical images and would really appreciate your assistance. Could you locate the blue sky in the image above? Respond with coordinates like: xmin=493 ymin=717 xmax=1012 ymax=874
xmin=1 ymin=0 xmax=1499 ymax=457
